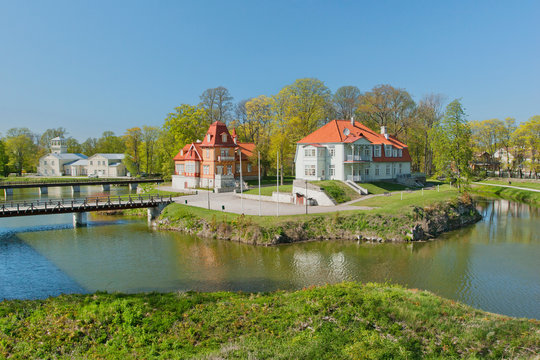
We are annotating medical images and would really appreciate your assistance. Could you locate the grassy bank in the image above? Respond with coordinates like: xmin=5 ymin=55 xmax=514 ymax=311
xmin=1 ymin=282 xmax=537 ymax=359
xmin=159 ymin=190 xmax=479 ymax=244
xmin=243 ymin=185 xmax=292 ymax=196
xmin=471 ymin=184 xmax=540 ymax=206
xmin=357 ymin=181 xmax=412 ymax=194
xmin=312 ymin=180 xmax=361 ymax=203
xmin=479 ymin=179 xmax=540 ymax=190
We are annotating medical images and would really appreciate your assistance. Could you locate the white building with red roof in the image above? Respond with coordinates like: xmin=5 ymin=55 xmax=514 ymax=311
xmin=171 ymin=121 xmax=258 ymax=191
xmin=295 ymin=119 xmax=412 ymax=183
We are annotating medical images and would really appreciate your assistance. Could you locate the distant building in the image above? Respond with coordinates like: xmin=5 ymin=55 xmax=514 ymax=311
xmin=37 ymin=137 xmax=87 ymax=176
xmin=37 ymin=137 xmax=126 ymax=177
xmin=294 ymin=119 xmax=412 ymax=182
xmin=171 ymin=121 xmax=258 ymax=191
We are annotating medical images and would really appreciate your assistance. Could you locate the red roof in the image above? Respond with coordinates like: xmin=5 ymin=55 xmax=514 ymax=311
xmin=201 ymin=121 xmax=237 ymax=147
xmin=236 ymin=143 xmax=256 ymax=160
xmin=299 ymin=120 xmax=411 ymax=162
xmin=173 ymin=143 xmax=203 ymax=161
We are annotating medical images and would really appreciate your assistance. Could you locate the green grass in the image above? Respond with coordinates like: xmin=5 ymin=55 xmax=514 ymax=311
xmin=471 ymin=184 xmax=540 ymax=206
xmin=243 ymin=184 xmax=292 ymax=196
xmin=311 ymin=180 xmax=361 ymax=203
xmin=0 ymin=282 xmax=537 ymax=359
xmin=356 ymin=181 xmax=413 ymax=194
xmin=477 ymin=179 xmax=540 ymax=190
xmin=353 ymin=185 xmax=459 ymax=213
xmin=245 ymin=176 xmax=294 ymax=186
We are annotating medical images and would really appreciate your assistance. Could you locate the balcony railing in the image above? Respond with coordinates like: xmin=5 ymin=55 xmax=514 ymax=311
xmin=347 ymin=175 xmax=364 ymax=182
xmin=218 ymin=156 xmax=235 ymax=162
xmin=346 ymin=155 xmax=371 ymax=162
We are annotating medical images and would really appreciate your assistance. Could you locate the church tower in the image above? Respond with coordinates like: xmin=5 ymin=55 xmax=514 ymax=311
xmin=50 ymin=137 xmax=67 ymax=154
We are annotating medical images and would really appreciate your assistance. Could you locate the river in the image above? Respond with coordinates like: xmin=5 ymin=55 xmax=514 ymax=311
xmin=1 ymin=186 xmax=539 ymax=319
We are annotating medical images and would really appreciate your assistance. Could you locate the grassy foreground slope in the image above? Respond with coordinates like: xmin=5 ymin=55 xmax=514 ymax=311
xmin=1 ymin=283 xmax=538 ymax=359
xmin=471 ymin=184 xmax=540 ymax=206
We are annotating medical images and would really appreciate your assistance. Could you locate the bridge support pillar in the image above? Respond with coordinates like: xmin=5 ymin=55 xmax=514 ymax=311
xmin=71 ymin=185 xmax=80 ymax=195
xmin=73 ymin=212 xmax=88 ymax=228
xmin=130 ymin=183 xmax=138 ymax=191
xmin=147 ymin=203 xmax=167 ymax=226
xmin=39 ymin=186 xmax=48 ymax=195
xmin=102 ymin=184 xmax=111 ymax=192
xmin=4 ymin=188 xmax=13 ymax=199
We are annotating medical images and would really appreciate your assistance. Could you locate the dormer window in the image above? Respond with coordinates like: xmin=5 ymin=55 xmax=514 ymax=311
xmin=222 ymin=133 xmax=227 ymax=142
xmin=207 ymin=134 xmax=211 ymax=142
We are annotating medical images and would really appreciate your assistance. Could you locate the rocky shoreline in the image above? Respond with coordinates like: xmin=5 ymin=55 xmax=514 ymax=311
xmin=156 ymin=195 xmax=482 ymax=246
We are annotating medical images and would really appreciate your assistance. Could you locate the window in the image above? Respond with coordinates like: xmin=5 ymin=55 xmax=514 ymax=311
xmin=375 ymin=166 xmax=379 ymax=176
xmin=399 ymin=163 xmax=402 ymax=174
xmin=365 ymin=168 xmax=370 ymax=175
xmin=221 ymin=149 xmax=228 ymax=157
xmin=222 ymin=133 xmax=227 ymax=142
xmin=329 ymin=147 xmax=335 ymax=157
xmin=386 ymin=165 xmax=390 ymax=175
xmin=216 ymin=166 xmax=223 ymax=175
xmin=176 ymin=164 xmax=184 ymax=175
xmin=304 ymin=165 xmax=316 ymax=176
xmin=393 ymin=149 xmax=397 ymax=157
xmin=322 ymin=169 xmax=325 ymax=177
xmin=51 ymin=169 xmax=55 ymax=174
xmin=304 ymin=148 xmax=316 ymax=157
xmin=44 ymin=160 xmax=47 ymax=165
xmin=374 ymin=146 xmax=381 ymax=157
xmin=227 ymin=165 xmax=232 ymax=175
xmin=90 ymin=161 xmax=93 ymax=165
xmin=207 ymin=134 xmax=211 ymax=142
xmin=329 ymin=165 xmax=335 ymax=176
xmin=247 ymin=163 xmax=252 ymax=172
xmin=364 ymin=147 xmax=370 ymax=157
xmin=203 ymin=165 xmax=209 ymax=175
xmin=398 ymin=149 xmax=402 ymax=157
xmin=51 ymin=160 xmax=54 ymax=165
xmin=206 ymin=149 xmax=210 ymax=158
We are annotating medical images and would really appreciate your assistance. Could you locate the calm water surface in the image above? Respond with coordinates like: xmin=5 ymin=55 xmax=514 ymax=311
xmin=1 ymin=188 xmax=539 ymax=319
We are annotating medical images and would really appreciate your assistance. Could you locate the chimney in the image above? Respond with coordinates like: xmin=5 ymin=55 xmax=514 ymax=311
xmin=351 ymin=116 xmax=355 ymax=126
xmin=233 ymin=136 xmax=237 ymax=145
xmin=381 ymin=126 xmax=388 ymax=139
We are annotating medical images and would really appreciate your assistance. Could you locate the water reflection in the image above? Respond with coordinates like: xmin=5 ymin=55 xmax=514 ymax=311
xmin=0 ymin=198 xmax=538 ymax=319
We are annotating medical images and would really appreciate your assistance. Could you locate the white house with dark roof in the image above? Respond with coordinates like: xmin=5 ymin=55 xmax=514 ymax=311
xmin=87 ymin=154 xmax=126 ymax=177
xmin=294 ymin=119 xmax=412 ymax=183
xmin=38 ymin=137 xmax=87 ymax=176
xmin=37 ymin=137 xmax=126 ymax=177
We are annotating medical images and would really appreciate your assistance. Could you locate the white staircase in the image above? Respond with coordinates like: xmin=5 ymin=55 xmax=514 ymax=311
xmin=344 ymin=180 xmax=369 ymax=195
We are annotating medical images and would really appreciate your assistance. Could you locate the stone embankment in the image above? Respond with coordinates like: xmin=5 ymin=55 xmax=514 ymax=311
xmin=157 ymin=195 xmax=482 ymax=246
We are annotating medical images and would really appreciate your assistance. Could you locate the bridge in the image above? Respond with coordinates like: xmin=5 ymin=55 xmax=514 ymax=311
xmin=1 ymin=178 xmax=164 ymax=197
xmin=0 ymin=194 xmax=173 ymax=227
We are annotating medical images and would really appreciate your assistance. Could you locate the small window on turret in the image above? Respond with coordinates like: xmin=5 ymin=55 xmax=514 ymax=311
xmin=222 ymin=133 xmax=227 ymax=142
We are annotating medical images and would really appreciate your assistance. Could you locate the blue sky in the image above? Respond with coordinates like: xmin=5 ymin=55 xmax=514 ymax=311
xmin=1 ymin=0 xmax=538 ymax=140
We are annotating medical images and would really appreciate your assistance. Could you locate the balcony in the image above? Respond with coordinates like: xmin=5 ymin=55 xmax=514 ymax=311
xmin=347 ymin=175 xmax=364 ymax=182
xmin=346 ymin=155 xmax=371 ymax=162
xmin=217 ymin=156 xmax=235 ymax=162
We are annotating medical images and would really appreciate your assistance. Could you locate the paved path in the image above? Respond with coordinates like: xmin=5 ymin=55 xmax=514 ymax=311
xmin=163 ymin=187 xmax=373 ymax=216
xmin=473 ymin=182 xmax=540 ymax=193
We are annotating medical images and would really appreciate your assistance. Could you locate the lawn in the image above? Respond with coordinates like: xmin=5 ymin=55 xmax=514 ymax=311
xmin=471 ymin=184 xmax=540 ymax=206
xmin=1 ymin=282 xmax=537 ymax=359
xmin=311 ymin=180 xmax=361 ymax=203
xmin=245 ymin=175 xmax=295 ymax=186
xmin=353 ymin=185 xmax=459 ymax=213
xmin=243 ymin=184 xmax=292 ymax=196
xmin=477 ymin=179 xmax=540 ymax=190
xmin=356 ymin=181 xmax=413 ymax=194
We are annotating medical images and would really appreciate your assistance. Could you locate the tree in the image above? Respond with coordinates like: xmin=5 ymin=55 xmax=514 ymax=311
xmin=244 ymin=95 xmax=274 ymax=176
xmin=5 ymin=128 xmax=39 ymax=175
xmin=39 ymin=127 xmax=67 ymax=149
xmin=157 ymin=104 xmax=208 ymax=177
xmin=430 ymin=100 xmax=473 ymax=191
xmin=357 ymin=84 xmax=416 ymax=137
xmin=141 ymin=125 xmax=160 ymax=174
xmin=469 ymin=119 xmax=504 ymax=159
xmin=0 ymin=139 xmax=9 ymax=176
xmin=66 ymin=137 xmax=82 ymax=153
xmin=96 ymin=131 xmax=125 ymax=153
xmin=275 ymin=78 xmax=332 ymax=141
xmin=513 ymin=115 xmax=540 ymax=177
xmin=199 ymin=86 xmax=234 ymax=124
xmin=333 ymin=86 xmax=361 ymax=120
xmin=414 ymin=94 xmax=444 ymax=175
xmin=123 ymin=127 xmax=143 ymax=176
xmin=81 ymin=137 xmax=98 ymax=156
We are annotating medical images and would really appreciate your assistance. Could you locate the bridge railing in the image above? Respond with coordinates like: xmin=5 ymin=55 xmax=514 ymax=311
xmin=0 ymin=193 xmax=173 ymax=213
xmin=0 ymin=177 xmax=163 ymax=186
